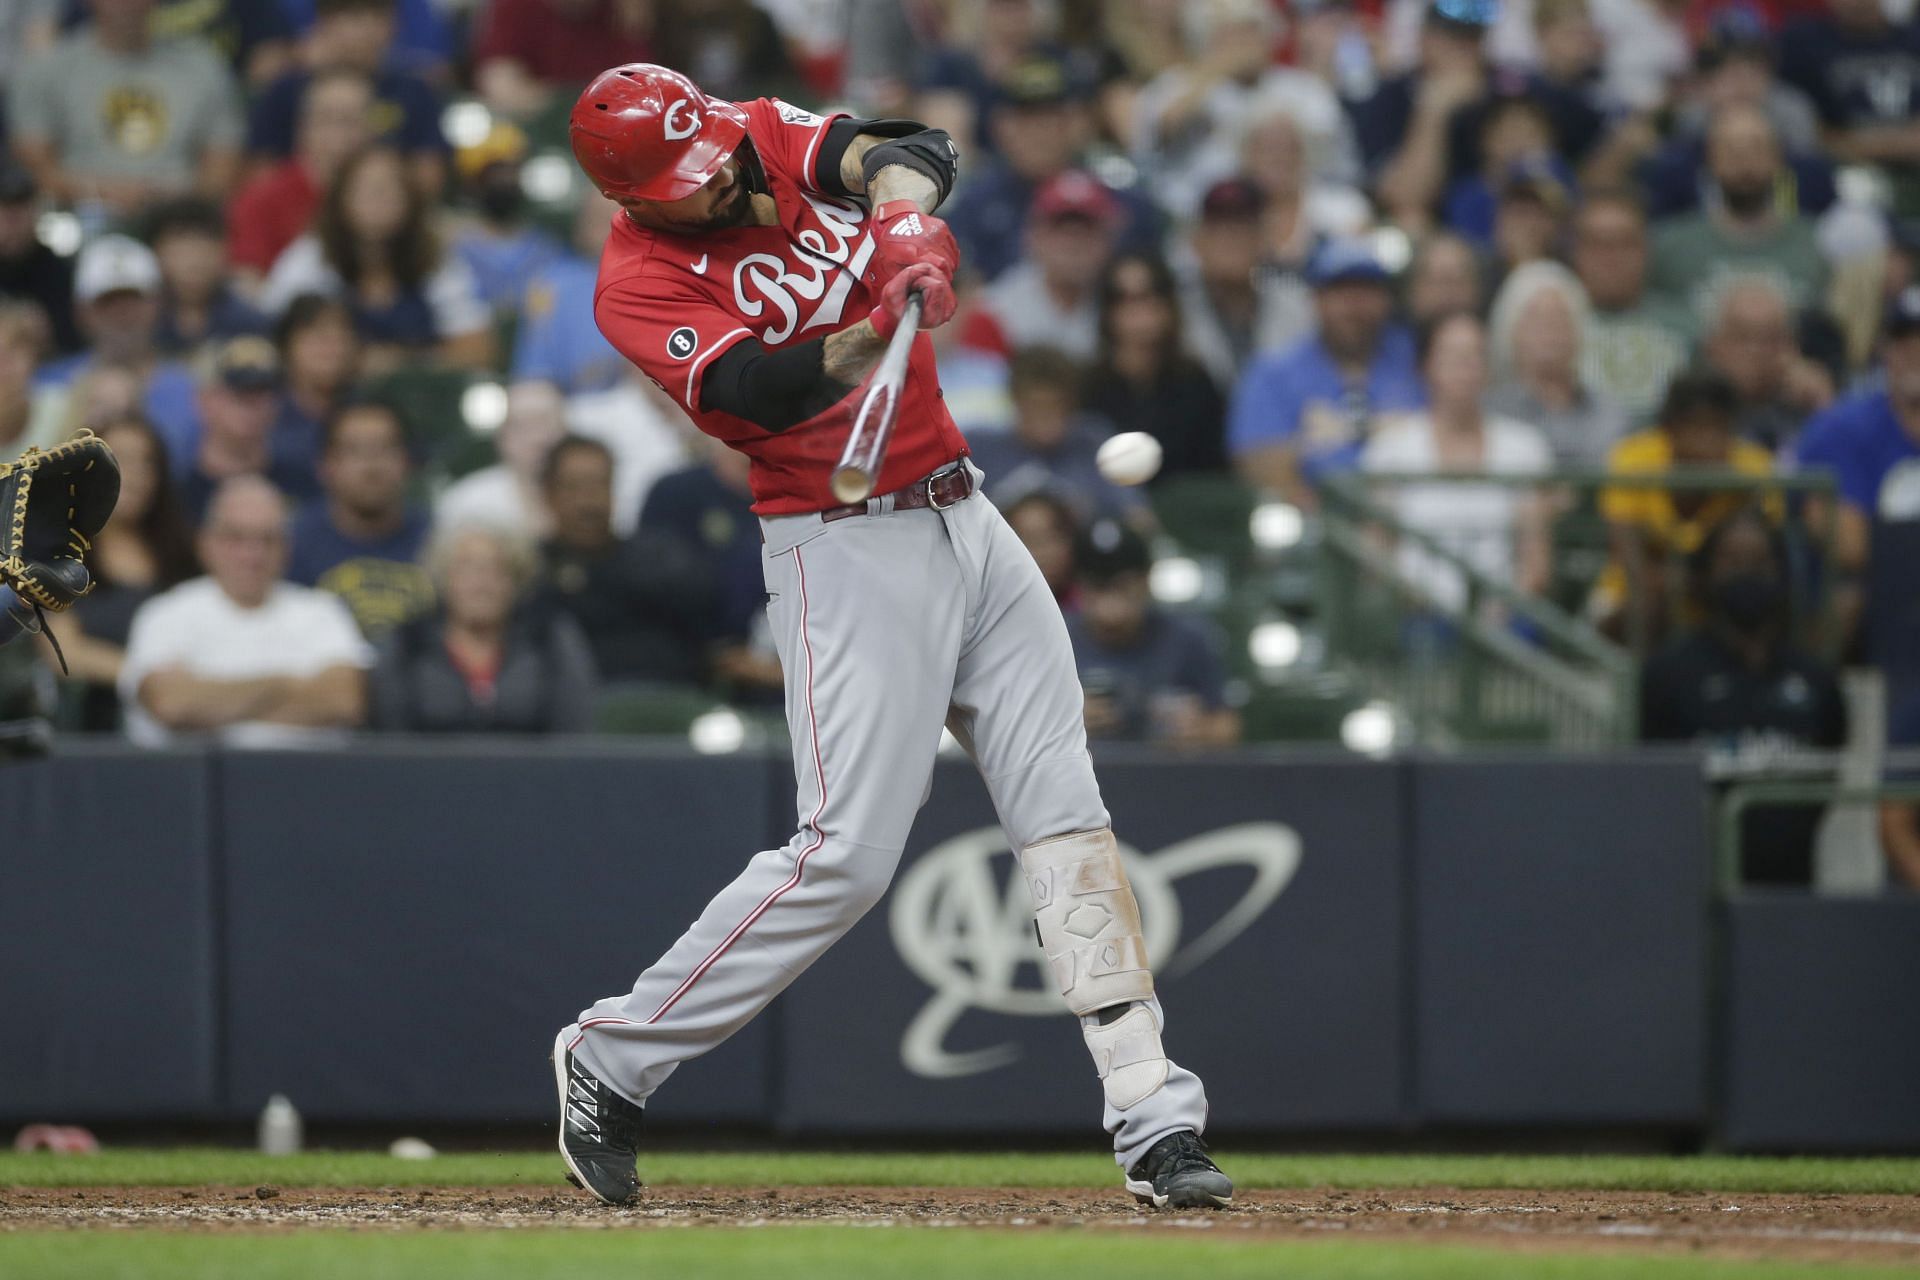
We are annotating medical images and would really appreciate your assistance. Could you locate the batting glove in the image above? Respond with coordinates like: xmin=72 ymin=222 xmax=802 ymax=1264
xmin=870 ymin=200 xmax=960 ymax=283
xmin=869 ymin=262 xmax=957 ymax=340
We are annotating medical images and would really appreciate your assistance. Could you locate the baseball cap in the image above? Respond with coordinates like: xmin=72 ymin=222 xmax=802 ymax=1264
xmin=995 ymin=56 xmax=1077 ymax=109
xmin=1306 ymin=237 xmax=1389 ymax=288
xmin=1696 ymin=6 xmax=1773 ymax=70
xmin=1887 ymin=286 xmax=1920 ymax=341
xmin=208 ymin=335 xmax=283 ymax=392
xmin=1033 ymin=170 xmax=1122 ymax=226
xmin=0 ymin=158 xmax=34 ymax=204
xmin=1076 ymin=518 xmax=1152 ymax=584
xmin=73 ymin=234 xmax=161 ymax=304
xmin=1499 ymin=156 xmax=1571 ymax=213
xmin=1428 ymin=0 xmax=1496 ymax=37
xmin=455 ymin=120 xmax=529 ymax=184
xmin=1200 ymin=178 xmax=1264 ymax=223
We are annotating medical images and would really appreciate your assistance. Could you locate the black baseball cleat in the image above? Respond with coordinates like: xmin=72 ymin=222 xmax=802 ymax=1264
xmin=552 ymin=1028 xmax=645 ymax=1205
xmin=1124 ymin=1130 xmax=1234 ymax=1209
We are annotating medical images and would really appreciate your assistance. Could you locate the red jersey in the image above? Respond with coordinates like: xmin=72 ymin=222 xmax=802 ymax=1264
xmin=592 ymin=98 xmax=968 ymax=515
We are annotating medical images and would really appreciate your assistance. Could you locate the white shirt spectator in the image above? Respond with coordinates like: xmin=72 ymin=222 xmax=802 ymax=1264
xmin=256 ymin=234 xmax=491 ymax=339
xmin=119 ymin=576 xmax=374 ymax=748
xmin=434 ymin=465 xmax=541 ymax=538
xmin=1361 ymin=412 xmax=1554 ymax=613
xmin=984 ymin=263 xmax=1100 ymax=361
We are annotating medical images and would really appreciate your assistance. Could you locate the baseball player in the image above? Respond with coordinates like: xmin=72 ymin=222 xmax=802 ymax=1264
xmin=552 ymin=64 xmax=1232 ymax=1210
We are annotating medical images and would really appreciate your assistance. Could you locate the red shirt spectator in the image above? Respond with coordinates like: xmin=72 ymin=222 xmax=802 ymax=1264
xmin=473 ymin=0 xmax=655 ymax=117
xmin=227 ymin=68 xmax=374 ymax=280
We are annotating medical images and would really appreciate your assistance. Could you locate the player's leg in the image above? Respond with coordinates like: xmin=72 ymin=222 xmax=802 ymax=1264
xmin=559 ymin=509 xmax=965 ymax=1200
xmin=939 ymin=486 xmax=1228 ymax=1207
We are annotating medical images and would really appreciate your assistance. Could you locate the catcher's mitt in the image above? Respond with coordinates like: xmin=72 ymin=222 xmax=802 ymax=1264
xmin=0 ymin=431 xmax=120 ymax=671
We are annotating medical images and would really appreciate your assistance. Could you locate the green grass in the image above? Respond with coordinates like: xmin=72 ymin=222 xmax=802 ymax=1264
xmin=1 ymin=1229 xmax=1917 ymax=1280
xmin=4 ymin=1149 xmax=1920 ymax=1195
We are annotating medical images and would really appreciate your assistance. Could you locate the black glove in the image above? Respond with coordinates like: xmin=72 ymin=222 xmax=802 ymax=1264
xmin=0 ymin=431 xmax=121 ymax=671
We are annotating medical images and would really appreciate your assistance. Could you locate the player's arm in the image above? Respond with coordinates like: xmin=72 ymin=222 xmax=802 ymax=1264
xmin=812 ymin=117 xmax=961 ymax=284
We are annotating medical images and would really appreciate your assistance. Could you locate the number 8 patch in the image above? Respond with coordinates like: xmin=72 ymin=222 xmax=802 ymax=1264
xmin=666 ymin=327 xmax=698 ymax=360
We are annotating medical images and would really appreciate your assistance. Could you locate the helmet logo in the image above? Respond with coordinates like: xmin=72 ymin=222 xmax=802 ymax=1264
xmin=663 ymin=99 xmax=701 ymax=142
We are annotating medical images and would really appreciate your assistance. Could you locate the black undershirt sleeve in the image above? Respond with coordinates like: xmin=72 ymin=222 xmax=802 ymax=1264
xmin=698 ymin=336 xmax=857 ymax=433
xmin=813 ymin=116 xmax=867 ymax=198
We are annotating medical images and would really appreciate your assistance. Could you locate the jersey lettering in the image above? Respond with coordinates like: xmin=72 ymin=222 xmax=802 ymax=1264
xmin=730 ymin=193 xmax=874 ymax=344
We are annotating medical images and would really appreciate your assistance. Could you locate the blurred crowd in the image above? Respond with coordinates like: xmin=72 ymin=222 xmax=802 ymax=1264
xmin=1 ymin=0 xmax=1918 ymax=882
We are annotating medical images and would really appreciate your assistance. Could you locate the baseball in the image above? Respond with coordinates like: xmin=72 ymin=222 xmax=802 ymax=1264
xmin=1096 ymin=432 xmax=1163 ymax=487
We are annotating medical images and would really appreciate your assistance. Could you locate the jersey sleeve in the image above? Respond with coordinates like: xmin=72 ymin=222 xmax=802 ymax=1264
xmin=595 ymin=270 xmax=755 ymax=422
xmin=740 ymin=98 xmax=850 ymax=197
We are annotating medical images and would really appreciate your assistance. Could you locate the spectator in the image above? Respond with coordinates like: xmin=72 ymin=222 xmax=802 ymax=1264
xmin=38 ymin=234 xmax=199 ymax=457
xmin=914 ymin=0 xmax=1067 ymax=158
xmin=436 ymin=379 xmax=566 ymax=539
xmin=637 ymin=437 xmax=780 ymax=699
xmin=648 ymin=0 xmax=798 ymax=106
xmin=260 ymin=144 xmax=494 ymax=372
xmin=226 ymin=68 xmax=375 ymax=285
xmin=1067 ymin=517 xmax=1239 ymax=747
xmin=277 ymin=0 xmax=454 ymax=81
xmin=270 ymin=293 xmax=361 ymax=488
xmin=0 ymin=0 xmax=59 ymax=92
xmin=1355 ymin=0 xmax=1495 ymax=228
xmin=511 ymin=190 xmax=626 ymax=396
xmin=1174 ymin=178 xmax=1304 ymax=393
xmin=942 ymin=54 xmax=1157 ymax=282
xmin=1229 ymin=239 xmax=1424 ymax=507
xmin=1083 ymin=250 xmax=1228 ymax=480
xmin=1130 ymin=0 xmax=1358 ymax=219
xmin=178 ymin=335 xmax=318 ymax=523
xmin=1640 ymin=506 xmax=1846 ymax=886
xmin=370 ymin=522 xmax=597 ymax=733
xmin=0 ymin=302 xmax=67 ymax=463
xmin=1650 ymin=104 xmax=1830 ymax=322
xmin=1781 ymin=0 xmax=1920 ymax=188
xmin=1589 ymin=0 xmax=1690 ymax=116
xmin=145 ymin=198 xmax=267 ymax=358
xmin=47 ymin=410 xmax=198 ymax=730
xmin=1571 ymin=190 xmax=1694 ymax=423
xmin=536 ymin=434 xmax=719 ymax=685
xmin=287 ymin=398 xmax=432 ymax=636
xmin=0 ymin=160 xmax=81 ymax=354
xmin=1362 ymin=309 xmax=1554 ymax=613
xmin=141 ymin=0 xmax=296 ymax=88
xmin=983 ymin=170 xmax=1121 ymax=360
xmin=1402 ymin=229 xmax=1485 ymax=326
xmin=927 ymin=266 xmax=1013 ymax=435
xmin=448 ymin=123 xmax=565 ymax=316
xmin=247 ymin=0 xmax=448 ymax=196
xmin=6 ymin=0 xmax=243 ymax=216
xmin=1527 ymin=0 xmax=1617 ymax=165
xmin=1002 ymin=487 xmax=1081 ymax=607
xmin=565 ymin=365 xmax=694 ymax=534
xmin=1486 ymin=261 xmax=1629 ymax=468
xmin=968 ymin=345 xmax=1146 ymax=524
xmin=1239 ymin=101 xmax=1372 ymax=249
xmin=1489 ymin=156 xmax=1572 ymax=278
xmin=1441 ymin=94 xmax=1565 ymax=245
xmin=1795 ymin=286 xmax=1920 ymax=648
xmin=1598 ymin=369 xmax=1781 ymax=645
xmin=119 ymin=474 xmax=370 ymax=748
xmin=1701 ymin=276 xmax=1833 ymax=453
xmin=471 ymin=0 xmax=657 ymax=119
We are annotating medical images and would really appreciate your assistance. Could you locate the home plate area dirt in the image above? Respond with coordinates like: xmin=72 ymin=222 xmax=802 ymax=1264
xmin=5 ymin=1185 xmax=1920 ymax=1265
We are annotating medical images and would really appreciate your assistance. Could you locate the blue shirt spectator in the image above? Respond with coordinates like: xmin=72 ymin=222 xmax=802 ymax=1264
xmin=1779 ymin=1 xmax=1920 ymax=140
xmin=638 ymin=455 xmax=764 ymax=644
xmin=1229 ymin=241 xmax=1424 ymax=501
xmin=512 ymin=257 xmax=624 ymax=396
xmin=276 ymin=0 xmax=453 ymax=77
xmin=248 ymin=67 xmax=446 ymax=162
xmin=1796 ymin=388 xmax=1920 ymax=519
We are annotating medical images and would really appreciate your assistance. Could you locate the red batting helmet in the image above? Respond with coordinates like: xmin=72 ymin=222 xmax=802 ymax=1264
xmin=569 ymin=64 xmax=749 ymax=203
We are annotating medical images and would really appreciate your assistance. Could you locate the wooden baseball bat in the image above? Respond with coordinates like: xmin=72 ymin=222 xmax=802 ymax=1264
xmin=830 ymin=291 xmax=922 ymax=505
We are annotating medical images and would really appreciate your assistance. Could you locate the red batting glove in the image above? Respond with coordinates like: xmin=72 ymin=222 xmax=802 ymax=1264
xmin=870 ymin=199 xmax=960 ymax=283
xmin=869 ymin=262 xmax=957 ymax=340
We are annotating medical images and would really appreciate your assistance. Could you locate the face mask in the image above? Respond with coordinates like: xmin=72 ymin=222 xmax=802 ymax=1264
xmin=1712 ymin=571 xmax=1785 ymax=632
xmin=477 ymin=179 xmax=524 ymax=223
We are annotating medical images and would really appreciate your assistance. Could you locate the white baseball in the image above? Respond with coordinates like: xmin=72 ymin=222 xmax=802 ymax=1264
xmin=1095 ymin=432 xmax=1163 ymax=487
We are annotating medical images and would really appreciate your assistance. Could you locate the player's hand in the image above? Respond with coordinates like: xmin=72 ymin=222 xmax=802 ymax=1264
xmin=870 ymin=200 xmax=960 ymax=284
xmin=871 ymin=262 xmax=956 ymax=339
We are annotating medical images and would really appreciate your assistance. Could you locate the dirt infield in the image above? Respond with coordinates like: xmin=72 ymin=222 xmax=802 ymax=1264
xmin=5 ymin=1184 xmax=1920 ymax=1266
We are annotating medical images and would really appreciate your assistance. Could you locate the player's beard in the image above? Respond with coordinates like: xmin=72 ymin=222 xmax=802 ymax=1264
xmin=634 ymin=181 xmax=754 ymax=233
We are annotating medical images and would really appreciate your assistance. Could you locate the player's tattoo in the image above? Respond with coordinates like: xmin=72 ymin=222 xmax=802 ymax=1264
xmin=822 ymin=320 xmax=889 ymax=385
xmin=840 ymin=135 xmax=941 ymax=211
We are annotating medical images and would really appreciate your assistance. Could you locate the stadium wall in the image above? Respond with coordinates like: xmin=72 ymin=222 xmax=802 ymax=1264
xmin=5 ymin=742 xmax=1916 ymax=1151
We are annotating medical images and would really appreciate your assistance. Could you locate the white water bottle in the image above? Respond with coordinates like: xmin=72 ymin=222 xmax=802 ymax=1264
xmin=258 ymin=1094 xmax=303 ymax=1156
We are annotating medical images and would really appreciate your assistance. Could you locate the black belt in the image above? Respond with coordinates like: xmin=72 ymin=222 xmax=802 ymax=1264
xmin=819 ymin=464 xmax=974 ymax=523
